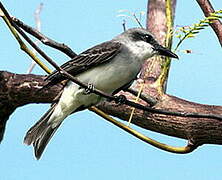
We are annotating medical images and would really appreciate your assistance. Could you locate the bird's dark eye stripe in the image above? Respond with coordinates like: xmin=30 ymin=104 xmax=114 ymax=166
xmin=131 ymin=31 xmax=156 ymax=45
xmin=144 ymin=35 xmax=153 ymax=42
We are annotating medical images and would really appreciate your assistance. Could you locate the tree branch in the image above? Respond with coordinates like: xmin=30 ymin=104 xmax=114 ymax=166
xmin=1 ymin=71 xmax=222 ymax=147
xmin=196 ymin=0 xmax=222 ymax=46
xmin=98 ymin=93 xmax=222 ymax=146
xmin=12 ymin=17 xmax=77 ymax=58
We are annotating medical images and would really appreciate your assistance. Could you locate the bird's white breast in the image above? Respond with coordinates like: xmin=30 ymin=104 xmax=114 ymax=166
xmin=76 ymin=51 xmax=142 ymax=94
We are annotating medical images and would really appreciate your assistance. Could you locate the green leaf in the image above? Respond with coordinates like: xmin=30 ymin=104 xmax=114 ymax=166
xmin=199 ymin=24 xmax=209 ymax=27
xmin=186 ymin=34 xmax=195 ymax=38
xmin=194 ymin=27 xmax=205 ymax=30
xmin=173 ymin=9 xmax=222 ymax=51
xmin=206 ymin=16 xmax=220 ymax=20
xmin=212 ymin=14 xmax=222 ymax=18
xmin=176 ymin=34 xmax=182 ymax=38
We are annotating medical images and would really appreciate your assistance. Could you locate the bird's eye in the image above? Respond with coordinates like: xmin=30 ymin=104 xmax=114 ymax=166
xmin=144 ymin=35 xmax=152 ymax=42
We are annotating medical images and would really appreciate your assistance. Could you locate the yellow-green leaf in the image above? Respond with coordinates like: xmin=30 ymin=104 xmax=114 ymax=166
xmin=206 ymin=16 xmax=219 ymax=20
xmin=194 ymin=27 xmax=205 ymax=30
xmin=186 ymin=34 xmax=195 ymax=38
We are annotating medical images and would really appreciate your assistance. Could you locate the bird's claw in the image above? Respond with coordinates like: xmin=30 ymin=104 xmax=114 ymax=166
xmin=84 ymin=83 xmax=94 ymax=94
xmin=114 ymin=95 xmax=127 ymax=105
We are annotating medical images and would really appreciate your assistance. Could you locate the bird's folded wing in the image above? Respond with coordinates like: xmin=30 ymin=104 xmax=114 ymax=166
xmin=45 ymin=41 xmax=122 ymax=85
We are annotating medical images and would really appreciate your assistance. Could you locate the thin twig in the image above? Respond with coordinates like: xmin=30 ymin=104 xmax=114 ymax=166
xmin=122 ymin=19 xmax=126 ymax=31
xmin=34 ymin=3 xmax=43 ymax=31
xmin=126 ymin=87 xmax=157 ymax=106
xmin=128 ymin=83 xmax=144 ymax=126
xmin=12 ymin=17 xmax=77 ymax=58
xmin=133 ymin=13 xmax=143 ymax=28
xmin=90 ymin=106 xmax=198 ymax=154
xmin=27 ymin=3 xmax=44 ymax=73
xmin=0 ymin=10 xmax=51 ymax=73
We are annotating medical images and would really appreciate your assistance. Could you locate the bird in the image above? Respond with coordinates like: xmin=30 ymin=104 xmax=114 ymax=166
xmin=24 ymin=28 xmax=178 ymax=159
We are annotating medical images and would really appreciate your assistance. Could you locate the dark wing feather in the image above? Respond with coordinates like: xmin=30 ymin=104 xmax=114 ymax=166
xmin=46 ymin=41 xmax=122 ymax=86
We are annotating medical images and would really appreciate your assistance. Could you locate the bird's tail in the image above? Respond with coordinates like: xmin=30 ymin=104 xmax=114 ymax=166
xmin=24 ymin=103 xmax=61 ymax=160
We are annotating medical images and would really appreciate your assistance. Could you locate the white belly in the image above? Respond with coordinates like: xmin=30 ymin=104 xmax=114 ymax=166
xmin=77 ymin=56 xmax=142 ymax=94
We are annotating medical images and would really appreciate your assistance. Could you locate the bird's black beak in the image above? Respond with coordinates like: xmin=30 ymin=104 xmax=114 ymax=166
xmin=153 ymin=44 xmax=179 ymax=59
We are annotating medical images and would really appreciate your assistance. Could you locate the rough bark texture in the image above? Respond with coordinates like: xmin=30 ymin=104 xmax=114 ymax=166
xmin=196 ymin=0 xmax=222 ymax=46
xmin=98 ymin=96 xmax=222 ymax=146
xmin=140 ymin=0 xmax=176 ymax=81
xmin=0 ymin=71 xmax=62 ymax=141
xmin=1 ymin=0 xmax=222 ymax=150
xmin=1 ymin=71 xmax=222 ymax=146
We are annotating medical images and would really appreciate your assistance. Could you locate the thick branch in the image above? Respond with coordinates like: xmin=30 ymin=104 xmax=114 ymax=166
xmin=140 ymin=0 xmax=176 ymax=83
xmin=0 ymin=71 xmax=61 ymax=141
xmin=196 ymin=0 xmax=222 ymax=46
xmin=98 ymin=95 xmax=222 ymax=146
xmin=1 ymin=71 xmax=222 ymax=146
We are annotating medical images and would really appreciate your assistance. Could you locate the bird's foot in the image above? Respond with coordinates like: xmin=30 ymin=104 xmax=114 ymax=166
xmin=114 ymin=95 xmax=127 ymax=105
xmin=84 ymin=83 xmax=94 ymax=94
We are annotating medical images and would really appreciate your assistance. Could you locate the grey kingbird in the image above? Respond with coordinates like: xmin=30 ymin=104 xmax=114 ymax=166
xmin=24 ymin=28 xmax=178 ymax=159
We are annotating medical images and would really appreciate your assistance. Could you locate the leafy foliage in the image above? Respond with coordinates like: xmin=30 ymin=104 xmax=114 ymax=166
xmin=174 ymin=9 xmax=222 ymax=51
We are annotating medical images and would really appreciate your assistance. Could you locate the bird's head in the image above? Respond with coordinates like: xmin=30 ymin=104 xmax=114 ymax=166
xmin=118 ymin=28 xmax=178 ymax=60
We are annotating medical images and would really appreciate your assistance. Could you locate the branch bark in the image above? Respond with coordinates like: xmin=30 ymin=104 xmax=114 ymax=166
xmin=196 ymin=0 xmax=222 ymax=46
xmin=1 ymin=71 xmax=222 ymax=146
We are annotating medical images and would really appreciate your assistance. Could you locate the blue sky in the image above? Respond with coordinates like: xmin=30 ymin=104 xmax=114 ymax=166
xmin=0 ymin=0 xmax=222 ymax=179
